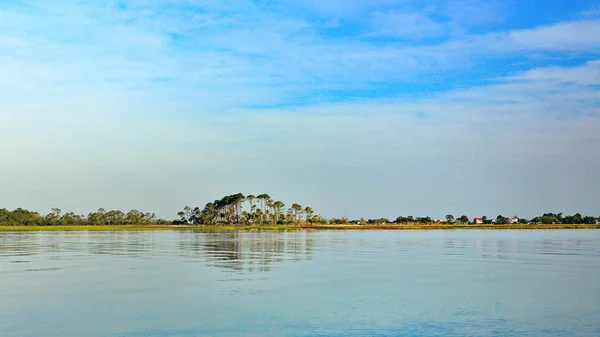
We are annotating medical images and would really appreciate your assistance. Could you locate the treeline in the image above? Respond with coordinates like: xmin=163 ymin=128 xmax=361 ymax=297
xmin=0 ymin=208 xmax=170 ymax=226
xmin=174 ymin=193 xmax=326 ymax=225
xmin=1 ymin=195 xmax=598 ymax=226
xmin=455 ymin=213 xmax=599 ymax=225
xmin=330 ymin=213 xmax=599 ymax=225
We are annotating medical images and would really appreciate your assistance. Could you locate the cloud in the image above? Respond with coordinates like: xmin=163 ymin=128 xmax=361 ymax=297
xmin=580 ymin=5 xmax=600 ymax=18
xmin=368 ymin=11 xmax=445 ymax=39
xmin=2 ymin=1 xmax=600 ymax=111
xmin=507 ymin=20 xmax=600 ymax=51
xmin=437 ymin=0 xmax=508 ymax=27
xmin=1 ymin=60 xmax=599 ymax=218
xmin=506 ymin=60 xmax=600 ymax=85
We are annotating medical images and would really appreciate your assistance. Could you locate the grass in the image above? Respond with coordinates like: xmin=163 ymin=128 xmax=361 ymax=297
xmin=1 ymin=223 xmax=599 ymax=231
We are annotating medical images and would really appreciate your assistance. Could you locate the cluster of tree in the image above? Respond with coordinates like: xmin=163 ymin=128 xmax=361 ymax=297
xmin=451 ymin=213 xmax=599 ymax=225
xmin=174 ymin=193 xmax=324 ymax=225
xmin=396 ymin=216 xmax=435 ymax=224
xmin=337 ymin=213 xmax=599 ymax=225
xmin=529 ymin=213 xmax=599 ymax=225
xmin=0 ymin=208 xmax=168 ymax=226
xmin=2 ymin=201 xmax=598 ymax=227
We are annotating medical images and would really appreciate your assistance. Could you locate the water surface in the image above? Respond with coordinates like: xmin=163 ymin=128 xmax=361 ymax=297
xmin=1 ymin=230 xmax=599 ymax=336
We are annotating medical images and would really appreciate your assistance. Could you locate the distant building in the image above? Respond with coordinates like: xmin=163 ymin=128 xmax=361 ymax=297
xmin=509 ymin=216 xmax=519 ymax=224
xmin=474 ymin=217 xmax=483 ymax=224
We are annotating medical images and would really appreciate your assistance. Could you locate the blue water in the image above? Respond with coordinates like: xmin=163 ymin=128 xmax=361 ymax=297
xmin=0 ymin=230 xmax=599 ymax=336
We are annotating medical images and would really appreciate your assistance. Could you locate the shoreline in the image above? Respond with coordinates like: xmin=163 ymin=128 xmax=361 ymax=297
xmin=1 ymin=224 xmax=599 ymax=231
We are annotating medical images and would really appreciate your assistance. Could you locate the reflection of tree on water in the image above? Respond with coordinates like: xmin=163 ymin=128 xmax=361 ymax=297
xmin=0 ymin=231 xmax=157 ymax=259
xmin=0 ymin=232 xmax=92 ymax=257
xmin=86 ymin=231 xmax=157 ymax=256
xmin=0 ymin=232 xmax=41 ymax=257
xmin=178 ymin=231 xmax=316 ymax=273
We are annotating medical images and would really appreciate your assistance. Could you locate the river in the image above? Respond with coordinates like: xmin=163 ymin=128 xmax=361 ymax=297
xmin=1 ymin=230 xmax=599 ymax=336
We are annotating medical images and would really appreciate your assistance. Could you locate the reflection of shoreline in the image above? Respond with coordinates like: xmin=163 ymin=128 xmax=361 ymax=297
xmin=0 ymin=231 xmax=158 ymax=258
xmin=178 ymin=231 xmax=316 ymax=272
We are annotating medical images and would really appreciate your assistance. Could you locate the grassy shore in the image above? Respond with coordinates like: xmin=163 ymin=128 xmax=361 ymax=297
xmin=1 ymin=223 xmax=599 ymax=231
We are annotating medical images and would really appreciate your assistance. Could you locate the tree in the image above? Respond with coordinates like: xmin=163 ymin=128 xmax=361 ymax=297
xmin=445 ymin=214 xmax=454 ymax=223
xmin=127 ymin=210 xmax=144 ymax=224
xmin=457 ymin=215 xmax=469 ymax=224
xmin=105 ymin=210 xmax=126 ymax=225
xmin=540 ymin=213 xmax=561 ymax=224
xmin=273 ymin=201 xmax=285 ymax=222
xmin=304 ymin=206 xmax=314 ymax=222
xmin=88 ymin=209 xmax=107 ymax=225
xmin=0 ymin=207 xmax=167 ymax=226
xmin=246 ymin=195 xmax=256 ymax=221
xmin=417 ymin=216 xmax=432 ymax=224
xmin=254 ymin=208 xmax=263 ymax=223
xmin=291 ymin=203 xmax=303 ymax=222
xmin=61 ymin=212 xmax=84 ymax=226
xmin=563 ymin=213 xmax=583 ymax=224
xmin=495 ymin=215 xmax=508 ymax=224
xmin=177 ymin=206 xmax=201 ymax=224
xmin=200 ymin=202 xmax=216 ymax=225
xmin=311 ymin=215 xmax=327 ymax=224
xmin=180 ymin=206 xmax=193 ymax=224
xmin=257 ymin=194 xmax=270 ymax=217
xmin=331 ymin=217 xmax=349 ymax=224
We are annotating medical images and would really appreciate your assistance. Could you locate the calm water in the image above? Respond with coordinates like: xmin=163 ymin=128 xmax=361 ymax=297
xmin=1 ymin=230 xmax=599 ymax=337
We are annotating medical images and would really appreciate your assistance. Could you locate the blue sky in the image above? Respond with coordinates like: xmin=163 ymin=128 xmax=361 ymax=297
xmin=1 ymin=0 xmax=599 ymax=219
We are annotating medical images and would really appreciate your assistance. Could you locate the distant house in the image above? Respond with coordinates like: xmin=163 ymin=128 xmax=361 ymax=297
xmin=509 ymin=216 xmax=519 ymax=224
xmin=474 ymin=217 xmax=483 ymax=224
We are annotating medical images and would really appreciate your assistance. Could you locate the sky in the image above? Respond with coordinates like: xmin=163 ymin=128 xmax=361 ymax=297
xmin=1 ymin=0 xmax=599 ymax=220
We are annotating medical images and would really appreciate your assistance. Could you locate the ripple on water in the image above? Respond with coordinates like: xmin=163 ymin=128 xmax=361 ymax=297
xmin=0 ymin=230 xmax=599 ymax=337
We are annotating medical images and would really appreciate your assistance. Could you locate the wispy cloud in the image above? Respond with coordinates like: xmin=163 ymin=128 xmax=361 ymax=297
xmin=2 ymin=58 xmax=598 ymax=217
xmin=2 ymin=1 xmax=599 ymax=109
xmin=367 ymin=11 xmax=446 ymax=39
xmin=580 ymin=5 xmax=600 ymax=18
xmin=507 ymin=20 xmax=600 ymax=51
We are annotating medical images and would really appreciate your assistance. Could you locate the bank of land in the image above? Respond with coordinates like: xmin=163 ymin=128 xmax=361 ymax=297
xmin=2 ymin=192 xmax=599 ymax=230
xmin=1 ymin=223 xmax=599 ymax=231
